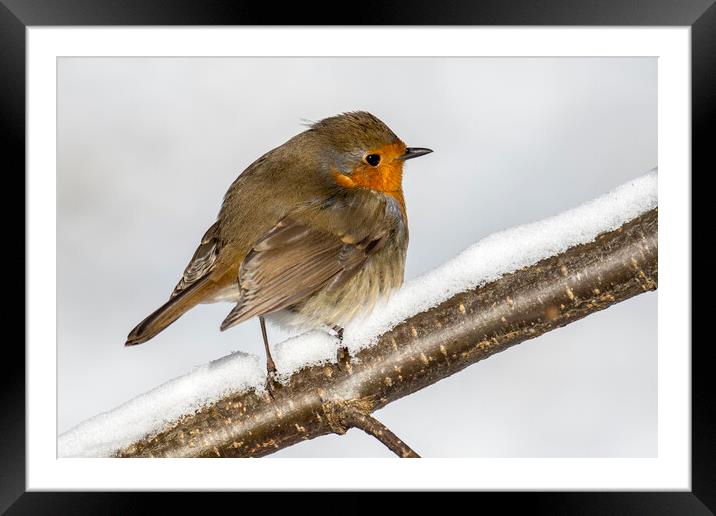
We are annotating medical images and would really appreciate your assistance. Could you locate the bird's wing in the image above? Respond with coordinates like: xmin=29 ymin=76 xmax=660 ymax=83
xmin=220 ymin=217 xmax=388 ymax=330
xmin=170 ymin=220 xmax=222 ymax=298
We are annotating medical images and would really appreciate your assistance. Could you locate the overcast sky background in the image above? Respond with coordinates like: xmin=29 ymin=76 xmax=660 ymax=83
xmin=57 ymin=57 xmax=656 ymax=457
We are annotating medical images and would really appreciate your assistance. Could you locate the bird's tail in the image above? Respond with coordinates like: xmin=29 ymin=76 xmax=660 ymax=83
xmin=125 ymin=279 xmax=210 ymax=346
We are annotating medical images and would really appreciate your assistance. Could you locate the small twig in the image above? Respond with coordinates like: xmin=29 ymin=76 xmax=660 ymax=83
xmin=338 ymin=406 xmax=420 ymax=458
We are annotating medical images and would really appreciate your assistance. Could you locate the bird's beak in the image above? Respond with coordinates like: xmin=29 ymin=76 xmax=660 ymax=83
xmin=400 ymin=147 xmax=433 ymax=161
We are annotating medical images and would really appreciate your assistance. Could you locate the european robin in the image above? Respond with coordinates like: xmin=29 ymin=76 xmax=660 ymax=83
xmin=126 ymin=111 xmax=432 ymax=385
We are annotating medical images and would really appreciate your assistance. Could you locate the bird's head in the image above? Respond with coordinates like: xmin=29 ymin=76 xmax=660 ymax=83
xmin=307 ymin=111 xmax=432 ymax=198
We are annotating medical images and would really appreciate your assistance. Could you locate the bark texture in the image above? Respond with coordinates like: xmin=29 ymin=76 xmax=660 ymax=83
xmin=117 ymin=208 xmax=658 ymax=458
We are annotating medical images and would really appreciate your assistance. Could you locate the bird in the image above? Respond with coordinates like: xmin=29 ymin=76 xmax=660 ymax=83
xmin=125 ymin=111 xmax=432 ymax=387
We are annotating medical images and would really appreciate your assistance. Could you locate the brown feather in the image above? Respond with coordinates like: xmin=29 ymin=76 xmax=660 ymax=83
xmin=219 ymin=217 xmax=388 ymax=331
xmin=125 ymin=276 xmax=213 ymax=346
xmin=171 ymin=220 xmax=221 ymax=298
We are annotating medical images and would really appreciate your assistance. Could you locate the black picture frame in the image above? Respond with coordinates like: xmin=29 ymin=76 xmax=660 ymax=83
xmin=3 ymin=0 xmax=709 ymax=512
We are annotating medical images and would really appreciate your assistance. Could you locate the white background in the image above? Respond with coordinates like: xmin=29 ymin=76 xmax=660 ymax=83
xmin=29 ymin=27 xmax=689 ymax=489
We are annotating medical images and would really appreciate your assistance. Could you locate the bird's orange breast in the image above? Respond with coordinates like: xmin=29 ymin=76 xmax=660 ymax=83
xmin=332 ymin=142 xmax=407 ymax=215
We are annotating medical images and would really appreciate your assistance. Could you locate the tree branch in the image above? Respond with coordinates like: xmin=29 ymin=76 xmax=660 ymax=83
xmin=117 ymin=208 xmax=657 ymax=458
xmin=324 ymin=400 xmax=421 ymax=458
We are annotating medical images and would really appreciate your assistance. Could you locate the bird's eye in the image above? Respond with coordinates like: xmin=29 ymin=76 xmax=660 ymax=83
xmin=365 ymin=154 xmax=381 ymax=167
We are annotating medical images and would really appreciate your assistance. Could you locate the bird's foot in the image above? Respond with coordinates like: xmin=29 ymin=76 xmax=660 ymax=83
xmin=264 ymin=350 xmax=281 ymax=398
xmin=336 ymin=345 xmax=351 ymax=370
xmin=265 ymin=371 xmax=281 ymax=399
xmin=332 ymin=325 xmax=344 ymax=341
xmin=331 ymin=325 xmax=351 ymax=370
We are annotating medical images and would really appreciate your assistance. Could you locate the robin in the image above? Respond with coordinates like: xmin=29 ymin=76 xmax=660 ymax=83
xmin=126 ymin=111 xmax=432 ymax=387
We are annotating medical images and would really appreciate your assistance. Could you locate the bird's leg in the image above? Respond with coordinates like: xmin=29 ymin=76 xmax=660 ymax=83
xmin=260 ymin=316 xmax=279 ymax=395
xmin=333 ymin=325 xmax=350 ymax=367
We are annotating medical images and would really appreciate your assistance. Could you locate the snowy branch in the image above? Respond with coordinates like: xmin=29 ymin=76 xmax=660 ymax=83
xmin=112 ymin=207 xmax=657 ymax=458
xmin=58 ymin=171 xmax=658 ymax=458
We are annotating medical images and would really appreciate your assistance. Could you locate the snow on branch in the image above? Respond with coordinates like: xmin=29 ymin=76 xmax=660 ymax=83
xmin=59 ymin=170 xmax=658 ymax=458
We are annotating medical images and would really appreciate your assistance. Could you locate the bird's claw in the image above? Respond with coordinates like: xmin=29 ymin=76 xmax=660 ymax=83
xmin=265 ymin=372 xmax=281 ymax=399
xmin=336 ymin=345 xmax=351 ymax=370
